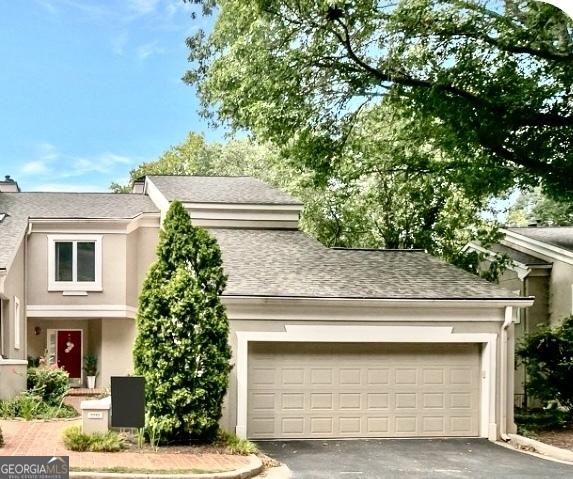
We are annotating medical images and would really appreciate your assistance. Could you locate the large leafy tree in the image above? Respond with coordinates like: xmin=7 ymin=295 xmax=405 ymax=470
xmin=184 ymin=0 xmax=573 ymax=200
xmin=506 ymin=187 xmax=573 ymax=226
xmin=115 ymin=118 xmax=498 ymax=267
xmin=133 ymin=201 xmax=231 ymax=442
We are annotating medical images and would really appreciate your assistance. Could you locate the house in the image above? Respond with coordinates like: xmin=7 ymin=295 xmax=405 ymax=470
xmin=0 ymin=174 xmax=533 ymax=441
xmin=465 ymin=227 xmax=573 ymax=405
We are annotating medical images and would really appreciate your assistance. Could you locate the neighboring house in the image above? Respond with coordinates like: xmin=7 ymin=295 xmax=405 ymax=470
xmin=465 ymin=227 xmax=573 ymax=405
xmin=0 ymin=174 xmax=533 ymax=441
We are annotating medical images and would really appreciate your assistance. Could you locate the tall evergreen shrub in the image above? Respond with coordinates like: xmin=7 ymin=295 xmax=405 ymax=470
xmin=134 ymin=201 xmax=231 ymax=441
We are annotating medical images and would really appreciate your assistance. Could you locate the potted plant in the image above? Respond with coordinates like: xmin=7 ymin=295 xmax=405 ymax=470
xmin=83 ymin=354 xmax=98 ymax=389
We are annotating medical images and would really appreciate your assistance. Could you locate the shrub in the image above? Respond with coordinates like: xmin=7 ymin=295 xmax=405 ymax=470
xmin=0 ymin=393 xmax=77 ymax=420
xmin=27 ymin=366 xmax=69 ymax=405
xmin=0 ymin=425 xmax=3 ymax=447
xmin=216 ymin=430 xmax=257 ymax=455
xmin=62 ymin=426 xmax=124 ymax=452
xmin=133 ymin=201 xmax=231 ymax=442
xmin=515 ymin=406 xmax=569 ymax=435
xmin=517 ymin=315 xmax=573 ymax=411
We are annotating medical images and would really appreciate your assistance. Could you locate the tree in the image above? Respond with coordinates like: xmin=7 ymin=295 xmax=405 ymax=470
xmin=517 ymin=315 xmax=573 ymax=411
xmin=133 ymin=201 xmax=231 ymax=442
xmin=185 ymin=0 xmax=573 ymax=200
xmin=506 ymin=187 xmax=573 ymax=226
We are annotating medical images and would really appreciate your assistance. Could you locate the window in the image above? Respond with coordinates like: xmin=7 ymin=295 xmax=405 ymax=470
xmin=48 ymin=235 xmax=102 ymax=291
xmin=14 ymin=297 xmax=20 ymax=350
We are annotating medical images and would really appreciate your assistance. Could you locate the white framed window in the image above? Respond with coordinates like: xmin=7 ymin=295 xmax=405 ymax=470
xmin=14 ymin=296 xmax=20 ymax=350
xmin=48 ymin=235 xmax=102 ymax=291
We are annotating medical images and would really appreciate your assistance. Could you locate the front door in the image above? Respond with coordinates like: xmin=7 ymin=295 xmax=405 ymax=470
xmin=56 ymin=330 xmax=82 ymax=381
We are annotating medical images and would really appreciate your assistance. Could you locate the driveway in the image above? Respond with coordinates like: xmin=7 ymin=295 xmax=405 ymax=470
xmin=258 ymin=438 xmax=573 ymax=478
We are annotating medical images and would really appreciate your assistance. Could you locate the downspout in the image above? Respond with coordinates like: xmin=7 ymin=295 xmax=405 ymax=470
xmin=500 ymin=306 xmax=513 ymax=441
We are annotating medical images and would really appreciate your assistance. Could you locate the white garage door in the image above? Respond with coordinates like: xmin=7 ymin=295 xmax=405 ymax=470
xmin=248 ymin=342 xmax=480 ymax=439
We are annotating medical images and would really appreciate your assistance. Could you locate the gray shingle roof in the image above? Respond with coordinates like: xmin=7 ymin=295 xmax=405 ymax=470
xmin=212 ymin=229 xmax=523 ymax=299
xmin=0 ymin=192 xmax=158 ymax=269
xmin=491 ymin=243 xmax=551 ymax=266
xmin=148 ymin=175 xmax=302 ymax=205
xmin=507 ymin=227 xmax=573 ymax=254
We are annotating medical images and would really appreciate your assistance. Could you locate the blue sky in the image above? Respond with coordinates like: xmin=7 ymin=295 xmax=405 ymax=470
xmin=0 ymin=0 xmax=221 ymax=192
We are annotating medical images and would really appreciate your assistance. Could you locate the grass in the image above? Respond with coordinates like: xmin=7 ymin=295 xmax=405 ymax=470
xmin=215 ymin=430 xmax=258 ymax=455
xmin=62 ymin=426 xmax=125 ymax=452
xmin=0 ymin=394 xmax=78 ymax=420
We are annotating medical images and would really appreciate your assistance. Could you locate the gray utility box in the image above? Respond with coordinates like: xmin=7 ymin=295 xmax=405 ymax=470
xmin=111 ymin=376 xmax=145 ymax=428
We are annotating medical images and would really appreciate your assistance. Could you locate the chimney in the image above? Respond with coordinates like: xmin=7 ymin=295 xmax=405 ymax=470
xmin=0 ymin=175 xmax=20 ymax=192
xmin=132 ymin=177 xmax=145 ymax=194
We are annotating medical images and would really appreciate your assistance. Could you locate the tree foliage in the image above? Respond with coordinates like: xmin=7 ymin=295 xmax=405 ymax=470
xmin=506 ymin=187 xmax=573 ymax=226
xmin=184 ymin=0 xmax=573 ymax=201
xmin=133 ymin=201 xmax=231 ymax=442
xmin=115 ymin=114 xmax=502 ymax=270
xmin=517 ymin=315 xmax=573 ymax=411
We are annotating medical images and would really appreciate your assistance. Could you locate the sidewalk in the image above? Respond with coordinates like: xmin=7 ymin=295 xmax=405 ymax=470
xmin=0 ymin=420 xmax=256 ymax=475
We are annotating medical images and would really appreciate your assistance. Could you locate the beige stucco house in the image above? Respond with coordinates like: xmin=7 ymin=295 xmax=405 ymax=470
xmin=465 ymin=227 xmax=573 ymax=406
xmin=0 ymin=174 xmax=533 ymax=441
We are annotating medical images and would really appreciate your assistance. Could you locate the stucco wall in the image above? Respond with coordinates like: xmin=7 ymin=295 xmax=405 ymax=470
xmin=126 ymin=226 xmax=159 ymax=308
xmin=1 ymin=240 xmax=26 ymax=360
xmin=99 ymin=318 xmax=136 ymax=387
xmin=27 ymin=233 xmax=127 ymax=306
xmin=549 ymin=261 xmax=573 ymax=324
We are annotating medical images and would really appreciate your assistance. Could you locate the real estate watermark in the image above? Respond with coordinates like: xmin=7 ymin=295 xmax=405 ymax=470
xmin=0 ymin=457 xmax=69 ymax=479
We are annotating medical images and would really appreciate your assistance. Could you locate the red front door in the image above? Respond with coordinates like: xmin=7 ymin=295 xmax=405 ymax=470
xmin=57 ymin=330 xmax=82 ymax=379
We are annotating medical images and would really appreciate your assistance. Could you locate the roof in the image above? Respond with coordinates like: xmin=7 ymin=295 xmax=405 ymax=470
xmin=148 ymin=175 xmax=302 ymax=205
xmin=490 ymin=243 xmax=551 ymax=266
xmin=0 ymin=192 xmax=158 ymax=269
xmin=213 ymin=228 xmax=523 ymax=300
xmin=507 ymin=227 xmax=573 ymax=254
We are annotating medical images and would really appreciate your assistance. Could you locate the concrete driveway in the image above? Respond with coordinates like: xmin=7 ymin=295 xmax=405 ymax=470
xmin=258 ymin=438 xmax=573 ymax=478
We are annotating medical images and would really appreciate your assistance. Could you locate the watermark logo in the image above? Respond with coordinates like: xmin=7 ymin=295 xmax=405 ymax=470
xmin=0 ymin=456 xmax=69 ymax=479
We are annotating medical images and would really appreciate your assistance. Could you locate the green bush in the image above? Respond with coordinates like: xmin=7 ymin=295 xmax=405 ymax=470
xmin=133 ymin=201 xmax=231 ymax=442
xmin=216 ymin=430 xmax=257 ymax=455
xmin=62 ymin=426 xmax=125 ymax=452
xmin=0 ymin=393 xmax=77 ymax=420
xmin=27 ymin=366 xmax=69 ymax=405
xmin=515 ymin=407 xmax=569 ymax=435
xmin=517 ymin=315 xmax=573 ymax=411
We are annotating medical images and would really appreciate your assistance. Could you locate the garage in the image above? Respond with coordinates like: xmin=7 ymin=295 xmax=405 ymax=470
xmin=247 ymin=342 xmax=481 ymax=439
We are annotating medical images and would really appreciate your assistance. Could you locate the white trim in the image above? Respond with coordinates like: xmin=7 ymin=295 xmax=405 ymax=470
xmin=27 ymin=304 xmax=137 ymax=319
xmin=13 ymin=296 xmax=20 ymax=350
xmin=144 ymin=178 xmax=170 ymax=218
xmin=235 ymin=325 xmax=497 ymax=440
xmin=223 ymin=296 xmax=533 ymax=322
xmin=463 ymin=242 xmax=532 ymax=280
xmin=27 ymin=214 xmax=160 ymax=235
xmin=502 ymin=229 xmax=573 ymax=266
xmin=47 ymin=234 xmax=103 ymax=292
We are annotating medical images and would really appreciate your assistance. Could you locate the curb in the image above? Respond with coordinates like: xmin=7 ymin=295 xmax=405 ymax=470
xmin=507 ymin=433 xmax=573 ymax=464
xmin=70 ymin=454 xmax=263 ymax=479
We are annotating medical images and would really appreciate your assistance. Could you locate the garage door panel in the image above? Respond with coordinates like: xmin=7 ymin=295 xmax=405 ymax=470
xmin=248 ymin=342 xmax=480 ymax=439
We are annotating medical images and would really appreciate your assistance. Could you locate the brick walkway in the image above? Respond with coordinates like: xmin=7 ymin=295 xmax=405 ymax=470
xmin=0 ymin=420 xmax=252 ymax=473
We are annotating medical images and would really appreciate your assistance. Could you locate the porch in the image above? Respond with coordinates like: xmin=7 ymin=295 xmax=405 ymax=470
xmin=26 ymin=317 xmax=136 ymax=389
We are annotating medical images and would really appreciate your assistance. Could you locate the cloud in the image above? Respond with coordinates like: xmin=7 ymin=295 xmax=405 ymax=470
xmin=19 ymin=144 xmax=134 ymax=183
xmin=128 ymin=0 xmax=161 ymax=15
xmin=21 ymin=160 xmax=50 ymax=175
xmin=136 ymin=42 xmax=164 ymax=60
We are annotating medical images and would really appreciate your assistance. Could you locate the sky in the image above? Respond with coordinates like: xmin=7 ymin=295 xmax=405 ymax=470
xmin=0 ymin=0 xmax=221 ymax=192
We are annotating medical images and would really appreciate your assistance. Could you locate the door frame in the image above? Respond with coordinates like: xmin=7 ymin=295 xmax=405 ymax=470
xmin=235 ymin=325 xmax=497 ymax=440
xmin=47 ymin=328 xmax=84 ymax=386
